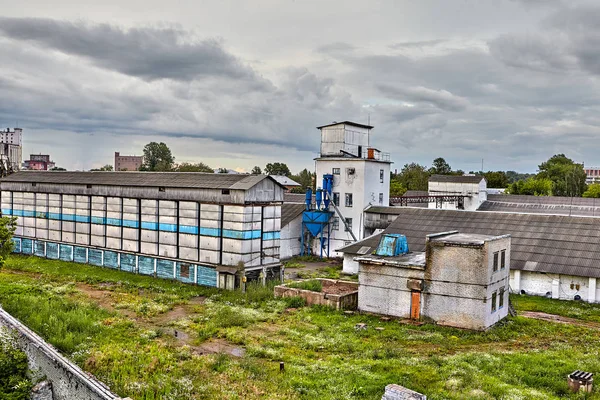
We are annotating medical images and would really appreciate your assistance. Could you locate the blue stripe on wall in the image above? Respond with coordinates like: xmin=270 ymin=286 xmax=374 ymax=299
xmin=3 ymin=208 xmax=280 ymax=240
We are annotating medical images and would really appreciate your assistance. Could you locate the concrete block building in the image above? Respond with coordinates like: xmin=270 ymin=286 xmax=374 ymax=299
xmin=356 ymin=231 xmax=511 ymax=330
xmin=0 ymin=171 xmax=284 ymax=289
xmin=428 ymin=175 xmax=487 ymax=211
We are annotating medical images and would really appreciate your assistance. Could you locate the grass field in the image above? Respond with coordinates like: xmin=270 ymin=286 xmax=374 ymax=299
xmin=2 ymin=255 xmax=600 ymax=399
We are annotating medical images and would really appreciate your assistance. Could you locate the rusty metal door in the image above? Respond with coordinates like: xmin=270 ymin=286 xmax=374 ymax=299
xmin=410 ymin=291 xmax=420 ymax=320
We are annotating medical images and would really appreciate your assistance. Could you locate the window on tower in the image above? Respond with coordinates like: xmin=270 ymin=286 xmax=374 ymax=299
xmin=345 ymin=193 xmax=353 ymax=207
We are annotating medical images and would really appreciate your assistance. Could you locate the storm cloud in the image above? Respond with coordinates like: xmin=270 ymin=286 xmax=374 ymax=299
xmin=1 ymin=0 xmax=600 ymax=173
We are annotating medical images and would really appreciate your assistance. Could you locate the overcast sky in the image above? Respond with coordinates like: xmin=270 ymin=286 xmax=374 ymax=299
xmin=1 ymin=0 xmax=600 ymax=173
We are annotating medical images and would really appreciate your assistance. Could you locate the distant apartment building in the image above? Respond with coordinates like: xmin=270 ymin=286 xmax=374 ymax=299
xmin=23 ymin=154 xmax=55 ymax=171
xmin=114 ymin=152 xmax=143 ymax=171
xmin=0 ymin=128 xmax=23 ymax=172
xmin=585 ymin=166 xmax=600 ymax=184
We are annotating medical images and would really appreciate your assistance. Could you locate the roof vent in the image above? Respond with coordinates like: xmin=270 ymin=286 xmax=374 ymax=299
xmin=375 ymin=234 xmax=409 ymax=257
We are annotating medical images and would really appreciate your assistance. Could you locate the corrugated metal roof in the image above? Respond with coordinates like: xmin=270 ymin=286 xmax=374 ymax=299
xmin=269 ymin=175 xmax=301 ymax=186
xmin=284 ymin=193 xmax=313 ymax=204
xmin=480 ymin=194 xmax=600 ymax=217
xmin=429 ymin=174 xmax=485 ymax=184
xmin=403 ymin=190 xmax=429 ymax=197
xmin=281 ymin=203 xmax=305 ymax=227
xmin=0 ymin=171 xmax=282 ymax=191
xmin=316 ymin=121 xmax=374 ymax=130
xmin=340 ymin=207 xmax=600 ymax=279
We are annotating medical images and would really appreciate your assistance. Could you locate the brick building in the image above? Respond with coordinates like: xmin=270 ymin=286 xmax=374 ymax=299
xmin=114 ymin=152 xmax=143 ymax=171
xmin=23 ymin=154 xmax=55 ymax=171
xmin=355 ymin=231 xmax=511 ymax=330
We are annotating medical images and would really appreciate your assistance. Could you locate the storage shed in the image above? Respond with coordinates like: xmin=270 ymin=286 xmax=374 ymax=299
xmin=0 ymin=171 xmax=285 ymax=289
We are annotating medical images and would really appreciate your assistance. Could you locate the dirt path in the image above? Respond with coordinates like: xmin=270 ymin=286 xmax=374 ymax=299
xmin=520 ymin=311 xmax=600 ymax=330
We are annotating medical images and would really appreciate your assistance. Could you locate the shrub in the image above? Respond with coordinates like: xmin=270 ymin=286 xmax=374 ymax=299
xmin=283 ymin=296 xmax=306 ymax=308
xmin=0 ymin=329 xmax=32 ymax=400
xmin=287 ymin=279 xmax=322 ymax=292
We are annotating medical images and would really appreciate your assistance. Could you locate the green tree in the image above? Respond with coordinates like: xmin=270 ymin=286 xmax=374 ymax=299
xmin=390 ymin=179 xmax=407 ymax=197
xmin=141 ymin=142 xmax=174 ymax=171
xmin=482 ymin=171 xmax=509 ymax=188
xmin=507 ymin=178 xmax=553 ymax=196
xmin=251 ymin=166 xmax=262 ymax=174
xmin=290 ymin=169 xmax=314 ymax=190
xmin=429 ymin=157 xmax=452 ymax=175
xmin=537 ymin=154 xmax=587 ymax=197
xmin=396 ymin=163 xmax=430 ymax=191
xmin=50 ymin=167 xmax=66 ymax=171
xmin=264 ymin=162 xmax=291 ymax=176
xmin=0 ymin=216 xmax=16 ymax=268
xmin=174 ymin=162 xmax=214 ymax=173
xmin=583 ymin=183 xmax=600 ymax=198
xmin=506 ymin=170 xmax=535 ymax=184
xmin=90 ymin=164 xmax=113 ymax=172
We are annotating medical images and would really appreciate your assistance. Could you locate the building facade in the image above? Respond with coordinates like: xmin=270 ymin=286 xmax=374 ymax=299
xmin=315 ymin=121 xmax=391 ymax=255
xmin=0 ymin=128 xmax=23 ymax=172
xmin=428 ymin=175 xmax=487 ymax=211
xmin=114 ymin=152 xmax=143 ymax=171
xmin=585 ymin=166 xmax=600 ymax=184
xmin=356 ymin=231 xmax=511 ymax=330
xmin=23 ymin=154 xmax=55 ymax=171
xmin=0 ymin=172 xmax=284 ymax=289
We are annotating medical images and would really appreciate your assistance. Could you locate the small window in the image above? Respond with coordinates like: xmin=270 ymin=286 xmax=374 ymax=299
xmin=493 ymin=252 xmax=499 ymax=272
xmin=499 ymin=287 xmax=505 ymax=308
xmin=345 ymin=217 xmax=352 ymax=232
xmin=379 ymin=193 xmax=384 ymax=205
xmin=87 ymin=184 xmax=92 ymax=189
xmin=500 ymin=250 xmax=506 ymax=269
xmin=491 ymin=292 xmax=497 ymax=312
xmin=333 ymin=192 xmax=340 ymax=207
xmin=159 ymin=187 xmax=166 ymax=192
xmin=380 ymin=169 xmax=384 ymax=183
xmin=222 ymin=189 xmax=230 ymax=195
xmin=32 ymin=183 xmax=36 ymax=187
xmin=331 ymin=217 xmax=339 ymax=231
xmin=332 ymin=168 xmax=340 ymax=175
xmin=345 ymin=193 xmax=353 ymax=207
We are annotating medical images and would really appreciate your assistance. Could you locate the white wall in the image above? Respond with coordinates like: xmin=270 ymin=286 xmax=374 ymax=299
xmin=315 ymin=158 xmax=390 ymax=257
xmin=280 ymin=214 xmax=302 ymax=260
xmin=512 ymin=270 xmax=599 ymax=303
xmin=343 ymin=253 xmax=359 ymax=274
xmin=428 ymin=180 xmax=486 ymax=211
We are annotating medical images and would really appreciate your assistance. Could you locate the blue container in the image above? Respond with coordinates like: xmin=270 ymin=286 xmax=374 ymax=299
xmin=375 ymin=234 xmax=409 ymax=256
xmin=305 ymin=189 xmax=312 ymax=211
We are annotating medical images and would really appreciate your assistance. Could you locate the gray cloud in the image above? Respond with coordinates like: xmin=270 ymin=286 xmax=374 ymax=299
xmin=0 ymin=17 xmax=266 ymax=84
xmin=377 ymin=85 xmax=470 ymax=112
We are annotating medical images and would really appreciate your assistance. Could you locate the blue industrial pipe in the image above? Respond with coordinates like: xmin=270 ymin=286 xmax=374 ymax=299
xmin=315 ymin=189 xmax=322 ymax=210
xmin=305 ymin=189 xmax=312 ymax=211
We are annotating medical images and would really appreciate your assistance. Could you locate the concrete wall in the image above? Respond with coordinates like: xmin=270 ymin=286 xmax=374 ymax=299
xmin=343 ymin=253 xmax=360 ymax=274
xmin=358 ymin=263 xmax=425 ymax=318
xmin=511 ymin=270 xmax=599 ymax=303
xmin=0 ymin=307 xmax=124 ymax=400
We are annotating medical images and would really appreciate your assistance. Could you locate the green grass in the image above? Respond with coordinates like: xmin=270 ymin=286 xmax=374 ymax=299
xmin=287 ymin=279 xmax=323 ymax=292
xmin=3 ymin=255 xmax=600 ymax=399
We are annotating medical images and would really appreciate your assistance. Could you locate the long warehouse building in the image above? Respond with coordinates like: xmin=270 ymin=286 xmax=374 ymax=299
xmin=0 ymin=171 xmax=284 ymax=289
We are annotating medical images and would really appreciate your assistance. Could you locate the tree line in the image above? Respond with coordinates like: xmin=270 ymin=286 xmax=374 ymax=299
xmin=390 ymin=154 xmax=599 ymax=198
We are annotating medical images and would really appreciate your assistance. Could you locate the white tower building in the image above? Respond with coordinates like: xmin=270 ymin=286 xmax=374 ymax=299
xmin=314 ymin=121 xmax=391 ymax=256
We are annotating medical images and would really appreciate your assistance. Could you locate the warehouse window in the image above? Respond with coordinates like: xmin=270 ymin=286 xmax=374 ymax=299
xmin=87 ymin=184 xmax=92 ymax=189
xmin=222 ymin=189 xmax=230 ymax=195
xmin=499 ymin=287 xmax=505 ymax=309
xmin=180 ymin=264 xmax=190 ymax=278
xmin=333 ymin=192 xmax=340 ymax=206
xmin=332 ymin=168 xmax=340 ymax=175
xmin=493 ymin=252 xmax=499 ymax=272
xmin=345 ymin=193 xmax=353 ymax=207
xmin=159 ymin=187 xmax=166 ymax=192
xmin=32 ymin=183 xmax=36 ymax=187
xmin=500 ymin=250 xmax=506 ymax=269
xmin=491 ymin=292 xmax=497 ymax=313
xmin=332 ymin=217 xmax=339 ymax=231
xmin=345 ymin=217 xmax=352 ymax=232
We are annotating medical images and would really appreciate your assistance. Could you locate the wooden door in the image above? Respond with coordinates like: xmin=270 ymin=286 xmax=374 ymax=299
xmin=410 ymin=291 xmax=421 ymax=320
